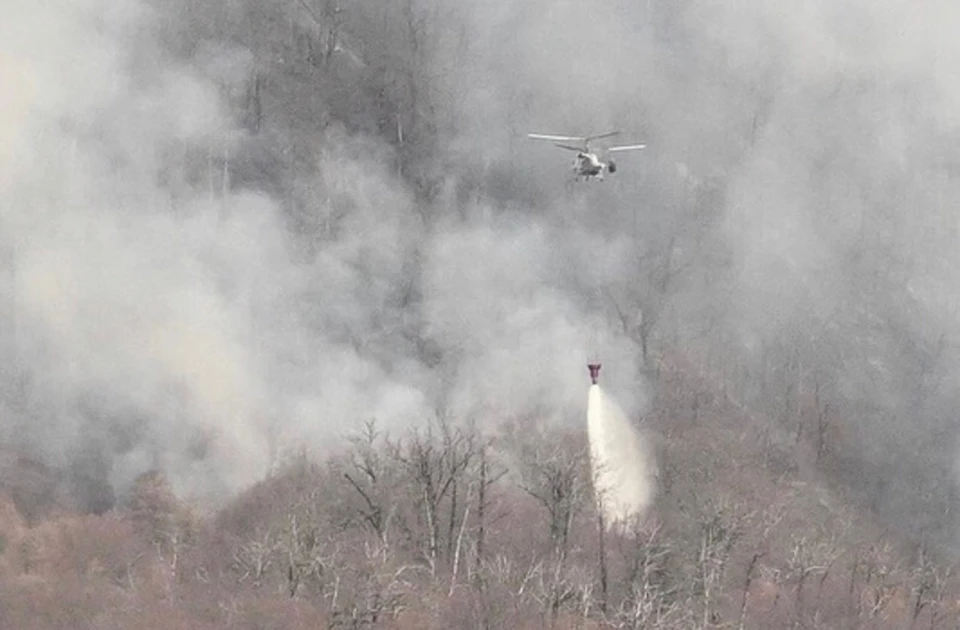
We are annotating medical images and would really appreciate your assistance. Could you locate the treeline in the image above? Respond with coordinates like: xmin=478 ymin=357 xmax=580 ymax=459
xmin=2 ymin=359 xmax=959 ymax=629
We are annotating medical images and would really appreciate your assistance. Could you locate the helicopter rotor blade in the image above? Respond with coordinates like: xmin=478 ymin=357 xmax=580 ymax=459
xmin=607 ymin=143 xmax=647 ymax=152
xmin=585 ymin=130 xmax=622 ymax=142
xmin=527 ymin=133 xmax=586 ymax=142
xmin=554 ymin=143 xmax=586 ymax=152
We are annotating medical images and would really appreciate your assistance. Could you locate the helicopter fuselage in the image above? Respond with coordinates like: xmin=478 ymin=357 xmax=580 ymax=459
xmin=573 ymin=151 xmax=608 ymax=180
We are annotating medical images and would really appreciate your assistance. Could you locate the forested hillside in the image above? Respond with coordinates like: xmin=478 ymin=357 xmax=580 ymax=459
xmin=3 ymin=0 xmax=960 ymax=628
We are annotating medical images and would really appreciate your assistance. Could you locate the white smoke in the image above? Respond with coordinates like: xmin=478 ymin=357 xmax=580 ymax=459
xmin=587 ymin=382 xmax=656 ymax=529
xmin=0 ymin=0 xmax=650 ymax=509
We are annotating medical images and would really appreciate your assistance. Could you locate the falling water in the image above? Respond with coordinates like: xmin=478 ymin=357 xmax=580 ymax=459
xmin=587 ymin=381 xmax=655 ymax=530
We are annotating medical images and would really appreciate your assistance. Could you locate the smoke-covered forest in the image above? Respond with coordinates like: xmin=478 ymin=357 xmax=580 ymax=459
xmin=4 ymin=0 xmax=960 ymax=627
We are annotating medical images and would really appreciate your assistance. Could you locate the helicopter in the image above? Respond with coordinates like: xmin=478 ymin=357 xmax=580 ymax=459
xmin=527 ymin=131 xmax=646 ymax=182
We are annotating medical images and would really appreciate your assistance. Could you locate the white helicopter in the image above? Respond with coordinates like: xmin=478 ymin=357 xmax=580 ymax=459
xmin=527 ymin=131 xmax=646 ymax=182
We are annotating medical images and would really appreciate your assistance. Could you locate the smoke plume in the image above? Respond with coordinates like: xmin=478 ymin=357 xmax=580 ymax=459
xmin=6 ymin=0 xmax=960 ymax=548
xmin=0 ymin=0 xmax=646 ymax=509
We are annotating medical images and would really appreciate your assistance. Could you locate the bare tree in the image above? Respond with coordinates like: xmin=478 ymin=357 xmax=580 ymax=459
xmin=471 ymin=441 xmax=506 ymax=630
xmin=386 ymin=414 xmax=478 ymax=575
xmin=126 ymin=470 xmax=196 ymax=571
xmin=612 ymin=521 xmax=683 ymax=630
xmin=784 ymin=534 xmax=841 ymax=629
xmin=230 ymin=527 xmax=277 ymax=588
xmin=736 ymin=552 xmax=764 ymax=630
xmin=327 ymin=540 xmax=421 ymax=629
xmin=852 ymin=542 xmax=902 ymax=628
xmin=515 ymin=435 xmax=591 ymax=626
xmin=342 ymin=419 xmax=394 ymax=543
xmin=694 ymin=500 xmax=743 ymax=628
xmin=905 ymin=543 xmax=952 ymax=630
